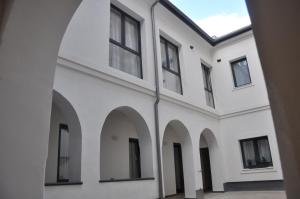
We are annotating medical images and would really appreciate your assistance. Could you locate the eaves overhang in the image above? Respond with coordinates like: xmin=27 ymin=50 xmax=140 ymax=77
xmin=159 ymin=0 xmax=252 ymax=46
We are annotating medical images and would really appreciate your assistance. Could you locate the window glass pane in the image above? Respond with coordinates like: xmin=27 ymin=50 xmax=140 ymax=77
xmin=202 ymin=66 xmax=213 ymax=90
xmin=163 ymin=69 xmax=182 ymax=94
xmin=125 ymin=17 xmax=139 ymax=52
xmin=202 ymin=65 xmax=215 ymax=108
xmin=109 ymin=43 xmax=141 ymax=78
xmin=257 ymin=139 xmax=272 ymax=165
xmin=110 ymin=8 xmax=122 ymax=42
xmin=205 ymin=91 xmax=214 ymax=108
xmin=241 ymin=140 xmax=256 ymax=168
xmin=232 ymin=59 xmax=251 ymax=87
xmin=202 ymin=67 xmax=209 ymax=89
xmin=160 ymin=40 xmax=168 ymax=68
xmin=167 ymin=43 xmax=179 ymax=73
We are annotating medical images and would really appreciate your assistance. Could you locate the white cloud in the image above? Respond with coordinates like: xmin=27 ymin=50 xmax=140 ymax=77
xmin=195 ymin=13 xmax=251 ymax=38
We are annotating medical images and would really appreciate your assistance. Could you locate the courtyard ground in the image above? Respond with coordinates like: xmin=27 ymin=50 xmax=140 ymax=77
xmin=168 ymin=191 xmax=287 ymax=199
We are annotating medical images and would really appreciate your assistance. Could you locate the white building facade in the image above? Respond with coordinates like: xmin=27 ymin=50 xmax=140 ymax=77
xmin=44 ymin=0 xmax=283 ymax=198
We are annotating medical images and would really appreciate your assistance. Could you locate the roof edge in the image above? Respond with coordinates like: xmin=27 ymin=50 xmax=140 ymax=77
xmin=214 ymin=25 xmax=252 ymax=46
xmin=159 ymin=0 xmax=252 ymax=46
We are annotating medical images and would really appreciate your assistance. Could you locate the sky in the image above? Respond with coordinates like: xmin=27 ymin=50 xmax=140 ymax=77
xmin=169 ymin=0 xmax=251 ymax=38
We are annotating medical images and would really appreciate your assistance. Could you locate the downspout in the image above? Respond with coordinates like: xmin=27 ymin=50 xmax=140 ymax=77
xmin=151 ymin=1 xmax=163 ymax=199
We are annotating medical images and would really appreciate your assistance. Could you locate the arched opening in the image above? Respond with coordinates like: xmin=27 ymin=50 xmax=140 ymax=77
xmin=162 ymin=120 xmax=196 ymax=198
xmin=45 ymin=90 xmax=82 ymax=184
xmin=100 ymin=106 xmax=154 ymax=181
xmin=199 ymin=128 xmax=223 ymax=192
xmin=0 ymin=1 xmax=82 ymax=198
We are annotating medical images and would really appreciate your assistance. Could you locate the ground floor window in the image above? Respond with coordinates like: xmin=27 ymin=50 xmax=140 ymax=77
xmin=57 ymin=124 xmax=70 ymax=182
xmin=129 ymin=138 xmax=141 ymax=178
xmin=240 ymin=136 xmax=273 ymax=169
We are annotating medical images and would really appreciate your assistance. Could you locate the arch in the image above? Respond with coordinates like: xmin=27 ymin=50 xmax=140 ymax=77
xmin=199 ymin=128 xmax=224 ymax=192
xmin=0 ymin=1 xmax=82 ymax=198
xmin=162 ymin=120 xmax=196 ymax=198
xmin=100 ymin=106 xmax=153 ymax=180
xmin=45 ymin=90 xmax=82 ymax=184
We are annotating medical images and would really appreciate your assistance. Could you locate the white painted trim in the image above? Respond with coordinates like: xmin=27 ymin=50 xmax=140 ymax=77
xmin=220 ymin=105 xmax=271 ymax=119
xmin=241 ymin=167 xmax=277 ymax=174
xmin=232 ymin=83 xmax=255 ymax=91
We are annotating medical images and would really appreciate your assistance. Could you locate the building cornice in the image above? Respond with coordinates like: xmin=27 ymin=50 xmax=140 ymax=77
xmin=220 ymin=105 xmax=271 ymax=119
xmin=56 ymin=57 xmax=219 ymax=119
xmin=56 ymin=57 xmax=270 ymax=121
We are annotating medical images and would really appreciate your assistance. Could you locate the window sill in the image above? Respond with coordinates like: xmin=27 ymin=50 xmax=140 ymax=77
xmin=99 ymin=177 xmax=155 ymax=183
xmin=241 ymin=167 xmax=276 ymax=174
xmin=45 ymin=181 xmax=83 ymax=186
xmin=232 ymin=83 xmax=254 ymax=91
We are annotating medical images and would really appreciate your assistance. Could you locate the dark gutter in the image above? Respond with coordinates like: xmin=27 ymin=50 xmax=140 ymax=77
xmin=159 ymin=0 xmax=252 ymax=46
xmin=214 ymin=25 xmax=252 ymax=45
xmin=159 ymin=0 xmax=214 ymax=45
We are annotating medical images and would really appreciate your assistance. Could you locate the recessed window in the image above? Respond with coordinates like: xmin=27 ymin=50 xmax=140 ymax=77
xmin=202 ymin=64 xmax=215 ymax=108
xmin=109 ymin=5 xmax=142 ymax=78
xmin=160 ymin=36 xmax=182 ymax=94
xmin=231 ymin=57 xmax=251 ymax=87
xmin=240 ymin=136 xmax=273 ymax=169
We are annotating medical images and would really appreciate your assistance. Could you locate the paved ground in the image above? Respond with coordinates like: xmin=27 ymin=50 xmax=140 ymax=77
xmin=204 ymin=191 xmax=286 ymax=199
xmin=168 ymin=191 xmax=286 ymax=199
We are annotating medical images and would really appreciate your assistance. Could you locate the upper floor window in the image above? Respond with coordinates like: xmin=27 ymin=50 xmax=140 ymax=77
xmin=160 ymin=37 xmax=182 ymax=94
xmin=230 ymin=57 xmax=251 ymax=87
xmin=240 ymin=136 xmax=273 ymax=169
xmin=202 ymin=64 xmax=215 ymax=108
xmin=109 ymin=5 xmax=142 ymax=78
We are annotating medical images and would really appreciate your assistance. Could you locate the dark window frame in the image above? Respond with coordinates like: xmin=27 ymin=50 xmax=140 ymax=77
xmin=57 ymin=123 xmax=70 ymax=183
xmin=109 ymin=4 xmax=143 ymax=79
xmin=201 ymin=63 xmax=215 ymax=108
xmin=240 ymin=136 xmax=273 ymax=169
xmin=160 ymin=36 xmax=183 ymax=95
xmin=230 ymin=57 xmax=252 ymax=88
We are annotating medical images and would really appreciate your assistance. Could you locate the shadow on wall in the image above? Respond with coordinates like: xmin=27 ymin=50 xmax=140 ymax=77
xmin=45 ymin=90 xmax=82 ymax=184
xmin=162 ymin=120 xmax=196 ymax=198
xmin=100 ymin=106 xmax=154 ymax=181
xmin=0 ymin=0 xmax=13 ymax=44
xmin=199 ymin=129 xmax=224 ymax=192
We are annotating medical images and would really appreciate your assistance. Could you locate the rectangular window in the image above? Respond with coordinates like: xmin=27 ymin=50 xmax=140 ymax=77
xmin=129 ymin=138 xmax=141 ymax=178
xmin=202 ymin=64 xmax=215 ymax=108
xmin=231 ymin=57 xmax=251 ymax=87
xmin=109 ymin=5 xmax=142 ymax=78
xmin=57 ymin=124 xmax=70 ymax=182
xmin=240 ymin=136 xmax=273 ymax=169
xmin=160 ymin=37 xmax=182 ymax=94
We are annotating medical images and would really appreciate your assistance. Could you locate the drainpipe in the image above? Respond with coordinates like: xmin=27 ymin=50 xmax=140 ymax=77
xmin=151 ymin=1 xmax=163 ymax=198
